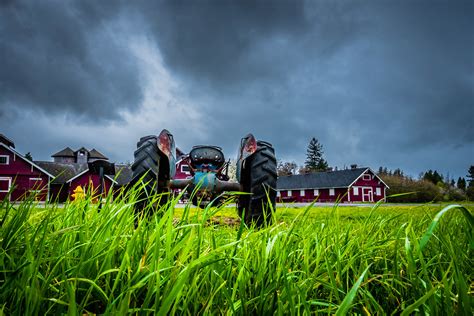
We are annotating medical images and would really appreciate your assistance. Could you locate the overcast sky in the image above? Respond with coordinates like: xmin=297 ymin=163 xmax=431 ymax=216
xmin=1 ymin=0 xmax=473 ymax=180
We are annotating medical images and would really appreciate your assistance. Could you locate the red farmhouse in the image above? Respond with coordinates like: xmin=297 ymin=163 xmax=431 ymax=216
xmin=277 ymin=167 xmax=388 ymax=203
xmin=0 ymin=134 xmax=53 ymax=201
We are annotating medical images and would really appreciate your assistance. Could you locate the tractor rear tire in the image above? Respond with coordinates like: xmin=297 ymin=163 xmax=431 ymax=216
xmin=238 ymin=141 xmax=277 ymax=227
xmin=132 ymin=136 xmax=168 ymax=217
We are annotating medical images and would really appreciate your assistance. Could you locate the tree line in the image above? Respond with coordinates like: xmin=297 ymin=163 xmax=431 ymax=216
xmin=377 ymin=165 xmax=474 ymax=202
xmin=277 ymin=137 xmax=474 ymax=202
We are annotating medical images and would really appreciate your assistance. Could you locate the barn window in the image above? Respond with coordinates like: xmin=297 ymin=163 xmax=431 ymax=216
xmin=29 ymin=178 xmax=43 ymax=191
xmin=314 ymin=189 xmax=319 ymax=196
xmin=0 ymin=155 xmax=9 ymax=165
xmin=300 ymin=190 xmax=305 ymax=196
xmin=277 ymin=191 xmax=281 ymax=197
xmin=180 ymin=164 xmax=191 ymax=174
xmin=0 ymin=177 xmax=11 ymax=192
xmin=376 ymin=187 xmax=381 ymax=195
xmin=363 ymin=174 xmax=371 ymax=181
xmin=353 ymin=187 xmax=359 ymax=195
xmin=287 ymin=190 xmax=292 ymax=196
xmin=329 ymin=188 xmax=335 ymax=196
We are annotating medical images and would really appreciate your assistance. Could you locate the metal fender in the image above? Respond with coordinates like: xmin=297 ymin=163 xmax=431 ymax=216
xmin=157 ymin=129 xmax=176 ymax=179
xmin=236 ymin=133 xmax=257 ymax=182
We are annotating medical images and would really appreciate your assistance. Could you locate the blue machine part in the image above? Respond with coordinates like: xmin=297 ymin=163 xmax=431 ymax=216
xmin=193 ymin=171 xmax=218 ymax=191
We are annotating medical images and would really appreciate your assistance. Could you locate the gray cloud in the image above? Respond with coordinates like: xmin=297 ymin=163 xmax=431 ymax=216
xmin=0 ymin=0 xmax=142 ymax=122
xmin=0 ymin=0 xmax=472 ymax=179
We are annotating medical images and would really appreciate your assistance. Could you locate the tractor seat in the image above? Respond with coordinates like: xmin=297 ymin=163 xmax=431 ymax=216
xmin=189 ymin=145 xmax=225 ymax=169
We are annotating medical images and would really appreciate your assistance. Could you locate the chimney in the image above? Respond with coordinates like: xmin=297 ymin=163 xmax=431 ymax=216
xmin=351 ymin=164 xmax=358 ymax=169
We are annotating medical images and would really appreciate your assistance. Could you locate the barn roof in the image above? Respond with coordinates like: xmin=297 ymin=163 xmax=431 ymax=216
xmin=0 ymin=133 xmax=15 ymax=148
xmin=35 ymin=161 xmax=87 ymax=184
xmin=89 ymin=148 xmax=108 ymax=159
xmin=52 ymin=147 xmax=75 ymax=157
xmin=114 ymin=164 xmax=133 ymax=186
xmin=277 ymin=167 xmax=372 ymax=190
xmin=35 ymin=161 xmax=132 ymax=186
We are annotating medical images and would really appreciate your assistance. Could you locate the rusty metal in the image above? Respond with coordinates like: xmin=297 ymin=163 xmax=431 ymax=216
xmin=236 ymin=133 xmax=257 ymax=182
xmin=156 ymin=129 xmax=176 ymax=178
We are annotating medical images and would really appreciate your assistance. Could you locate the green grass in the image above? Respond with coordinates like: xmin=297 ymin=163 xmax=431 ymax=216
xmin=0 ymin=187 xmax=472 ymax=315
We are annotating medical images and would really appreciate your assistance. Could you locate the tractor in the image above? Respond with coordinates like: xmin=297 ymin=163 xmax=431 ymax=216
xmin=131 ymin=129 xmax=277 ymax=226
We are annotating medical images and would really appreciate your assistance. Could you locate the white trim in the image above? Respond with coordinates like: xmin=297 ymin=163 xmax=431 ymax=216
xmin=353 ymin=187 xmax=359 ymax=195
xmin=362 ymin=174 xmax=371 ymax=181
xmin=29 ymin=177 xmax=43 ymax=181
xmin=314 ymin=189 xmax=319 ymax=196
xmin=66 ymin=169 xmax=89 ymax=183
xmin=180 ymin=164 xmax=191 ymax=174
xmin=276 ymin=191 xmax=281 ymax=197
xmin=0 ymin=177 xmax=12 ymax=192
xmin=0 ymin=154 xmax=9 ymax=165
xmin=347 ymin=167 xmax=389 ymax=189
xmin=376 ymin=187 xmax=381 ymax=196
xmin=329 ymin=188 xmax=335 ymax=196
xmin=300 ymin=189 xmax=305 ymax=196
xmin=105 ymin=175 xmax=118 ymax=185
xmin=0 ymin=143 xmax=54 ymax=178
xmin=287 ymin=190 xmax=292 ymax=196
xmin=362 ymin=187 xmax=373 ymax=202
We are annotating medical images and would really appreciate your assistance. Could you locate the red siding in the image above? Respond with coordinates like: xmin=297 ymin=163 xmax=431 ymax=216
xmin=347 ymin=170 xmax=386 ymax=203
xmin=68 ymin=172 xmax=113 ymax=199
xmin=0 ymin=146 xmax=49 ymax=201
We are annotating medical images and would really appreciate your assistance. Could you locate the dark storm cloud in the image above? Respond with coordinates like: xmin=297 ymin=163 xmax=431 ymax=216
xmin=0 ymin=0 xmax=472 ymax=178
xmin=137 ymin=0 xmax=473 ymax=175
xmin=0 ymin=0 xmax=142 ymax=122
xmin=141 ymin=0 xmax=365 ymax=86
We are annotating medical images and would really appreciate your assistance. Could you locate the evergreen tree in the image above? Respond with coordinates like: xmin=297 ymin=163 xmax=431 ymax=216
xmin=423 ymin=170 xmax=443 ymax=185
xmin=457 ymin=177 xmax=466 ymax=191
xmin=304 ymin=138 xmax=328 ymax=172
xmin=25 ymin=152 xmax=33 ymax=161
xmin=467 ymin=165 xmax=474 ymax=188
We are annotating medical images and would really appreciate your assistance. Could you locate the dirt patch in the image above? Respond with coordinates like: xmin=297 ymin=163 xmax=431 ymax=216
xmin=207 ymin=216 xmax=241 ymax=226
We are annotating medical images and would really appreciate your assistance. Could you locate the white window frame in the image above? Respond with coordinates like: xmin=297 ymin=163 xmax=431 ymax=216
xmin=29 ymin=177 xmax=43 ymax=192
xmin=314 ymin=189 xmax=319 ymax=196
xmin=276 ymin=191 xmax=281 ymax=197
xmin=0 ymin=177 xmax=11 ymax=192
xmin=300 ymin=189 xmax=305 ymax=196
xmin=376 ymin=187 xmax=381 ymax=195
xmin=353 ymin=187 xmax=359 ymax=195
xmin=363 ymin=174 xmax=372 ymax=181
xmin=329 ymin=188 xmax=335 ymax=196
xmin=287 ymin=190 xmax=292 ymax=196
xmin=180 ymin=164 xmax=191 ymax=174
xmin=0 ymin=155 xmax=9 ymax=165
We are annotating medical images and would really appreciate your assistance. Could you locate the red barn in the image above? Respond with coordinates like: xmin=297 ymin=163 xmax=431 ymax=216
xmin=0 ymin=134 xmax=53 ymax=201
xmin=277 ymin=167 xmax=388 ymax=203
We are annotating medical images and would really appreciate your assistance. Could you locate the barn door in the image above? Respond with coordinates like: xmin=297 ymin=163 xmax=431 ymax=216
xmin=362 ymin=187 xmax=373 ymax=202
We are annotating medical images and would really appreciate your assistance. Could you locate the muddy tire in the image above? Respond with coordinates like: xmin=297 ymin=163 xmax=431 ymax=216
xmin=238 ymin=141 xmax=277 ymax=227
xmin=132 ymin=136 xmax=168 ymax=216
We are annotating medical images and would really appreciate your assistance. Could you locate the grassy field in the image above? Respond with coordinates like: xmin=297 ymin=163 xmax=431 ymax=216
xmin=1 ymin=190 xmax=473 ymax=315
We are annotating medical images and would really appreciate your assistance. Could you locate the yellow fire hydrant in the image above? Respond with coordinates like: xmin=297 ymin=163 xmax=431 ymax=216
xmin=71 ymin=186 xmax=85 ymax=200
